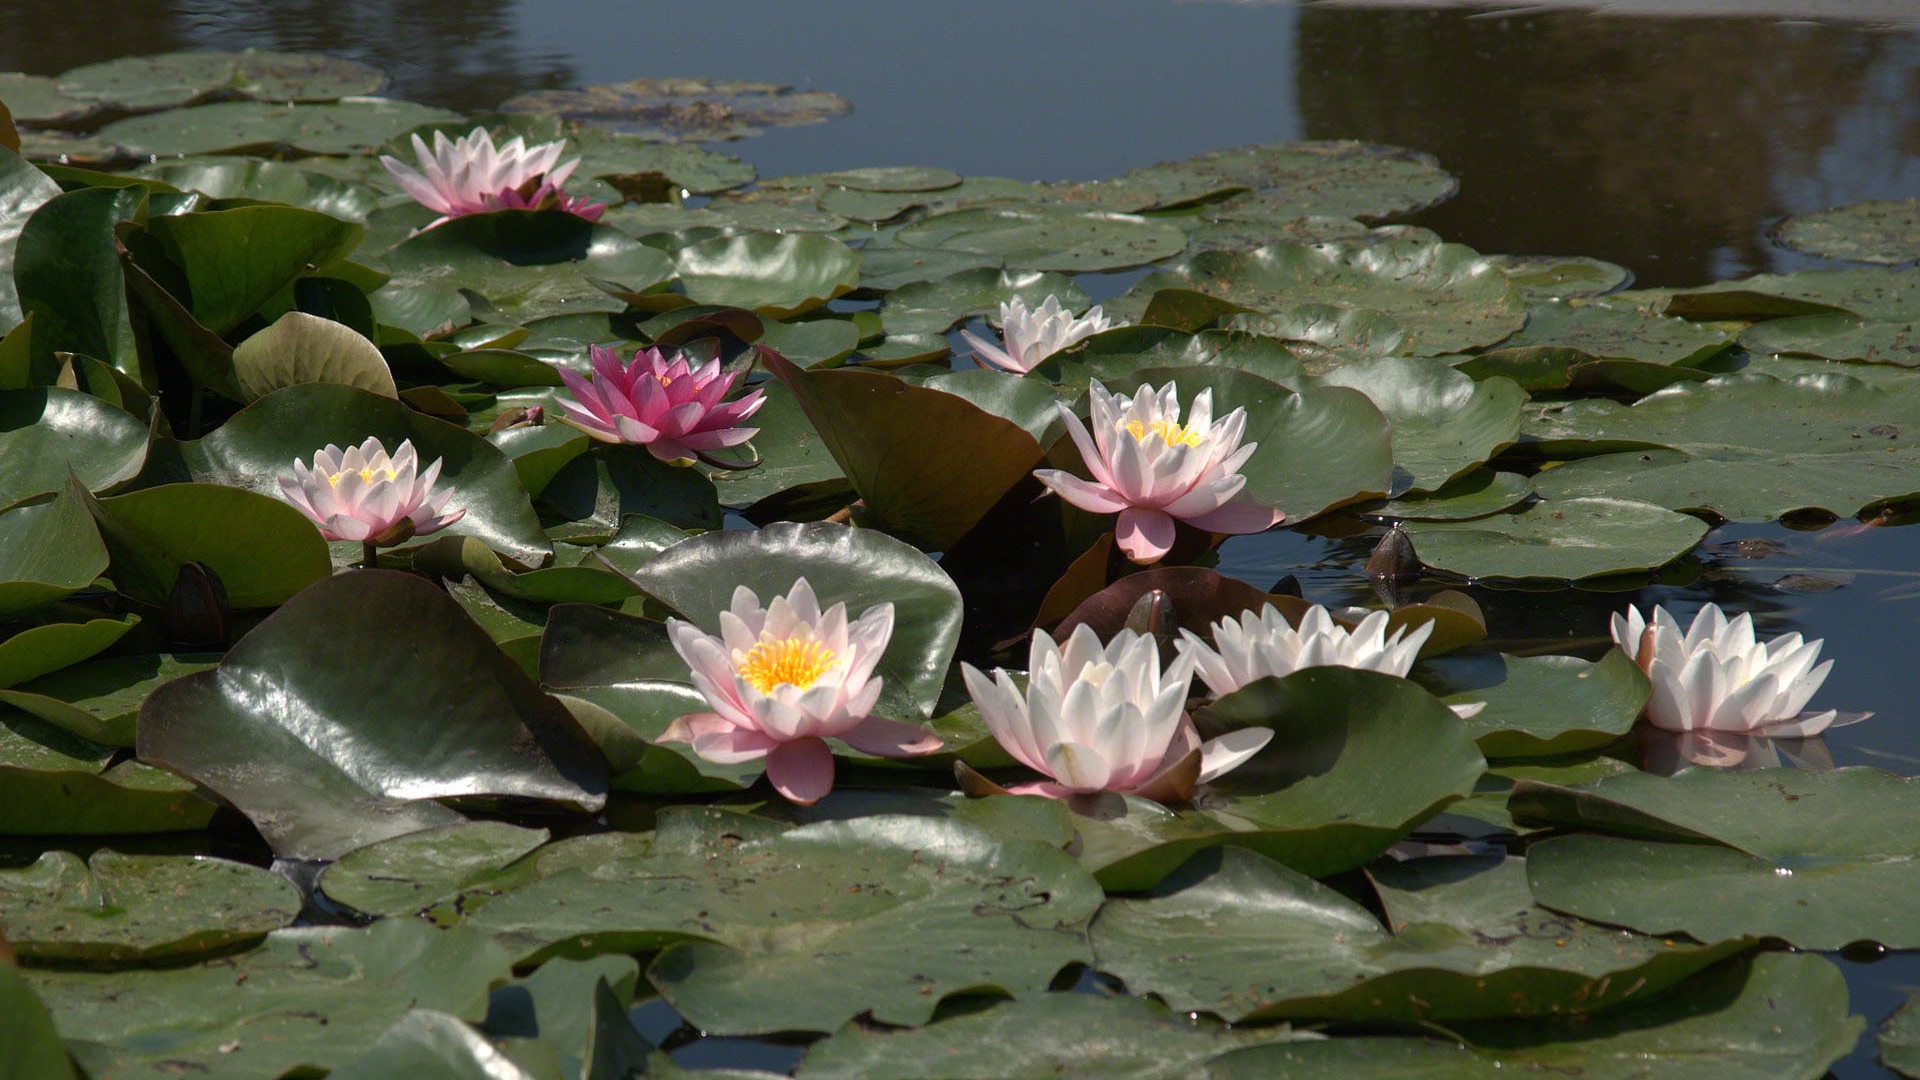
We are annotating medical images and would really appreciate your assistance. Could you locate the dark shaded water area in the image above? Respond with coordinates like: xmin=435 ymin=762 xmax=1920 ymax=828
xmin=11 ymin=0 xmax=1920 ymax=1075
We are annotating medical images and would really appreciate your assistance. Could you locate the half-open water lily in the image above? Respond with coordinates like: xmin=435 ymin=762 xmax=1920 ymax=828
xmin=961 ymin=625 xmax=1273 ymax=801
xmin=380 ymin=127 xmax=606 ymax=227
xmin=1611 ymin=603 xmax=1867 ymax=737
xmin=558 ymin=344 xmax=766 ymax=464
xmin=961 ymin=295 xmax=1112 ymax=375
xmin=662 ymin=578 xmax=941 ymax=805
xmin=278 ymin=437 xmax=465 ymax=546
xmin=1035 ymin=380 xmax=1284 ymax=563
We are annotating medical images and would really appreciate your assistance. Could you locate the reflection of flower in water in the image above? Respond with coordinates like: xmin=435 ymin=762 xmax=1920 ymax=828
xmin=1638 ymin=728 xmax=1836 ymax=776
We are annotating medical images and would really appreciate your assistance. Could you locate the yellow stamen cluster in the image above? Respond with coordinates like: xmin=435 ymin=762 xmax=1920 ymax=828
xmin=738 ymin=637 xmax=838 ymax=693
xmin=1124 ymin=418 xmax=1206 ymax=448
xmin=326 ymin=466 xmax=399 ymax=487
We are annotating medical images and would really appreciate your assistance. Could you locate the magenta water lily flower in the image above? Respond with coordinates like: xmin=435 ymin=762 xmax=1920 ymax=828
xmin=1611 ymin=603 xmax=1869 ymax=738
xmin=961 ymin=295 xmax=1112 ymax=375
xmin=278 ymin=438 xmax=465 ymax=546
xmin=557 ymin=345 xmax=766 ymax=464
xmin=661 ymin=578 xmax=942 ymax=805
xmin=1035 ymin=381 xmax=1284 ymax=563
xmin=961 ymin=625 xmax=1273 ymax=801
xmin=380 ymin=127 xmax=606 ymax=228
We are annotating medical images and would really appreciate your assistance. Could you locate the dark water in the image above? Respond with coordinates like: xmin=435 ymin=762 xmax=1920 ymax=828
xmin=9 ymin=1 xmax=1920 ymax=1074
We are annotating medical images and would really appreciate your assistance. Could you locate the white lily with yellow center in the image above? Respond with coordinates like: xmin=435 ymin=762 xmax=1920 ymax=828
xmin=662 ymin=578 xmax=941 ymax=805
xmin=961 ymin=295 xmax=1112 ymax=375
xmin=1035 ymin=381 xmax=1283 ymax=564
xmin=1611 ymin=603 xmax=1865 ymax=737
xmin=961 ymin=625 xmax=1273 ymax=800
xmin=278 ymin=437 xmax=464 ymax=545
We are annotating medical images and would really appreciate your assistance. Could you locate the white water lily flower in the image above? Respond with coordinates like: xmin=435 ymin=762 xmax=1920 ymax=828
xmin=961 ymin=295 xmax=1113 ymax=374
xmin=1610 ymin=603 xmax=1866 ymax=737
xmin=661 ymin=578 xmax=940 ymax=805
xmin=380 ymin=127 xmax=605 ymax=227
xmin=1176 ymin=603 xmax=1482 ymax=718
xmin=1034 ymin=381 xmax=1283 ymax=563
xmin=278 ymin=437 xmax=464 ymax=545
xmin=961 ymin=625 xmax=1273 ymax=800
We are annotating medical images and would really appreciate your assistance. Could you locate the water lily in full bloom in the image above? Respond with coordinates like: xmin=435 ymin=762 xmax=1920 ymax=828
xmin=1035 ymin=381 xmax=1284 ymax=563
xmin=380 ymin=127 xmax=606 ymax=228
xmin=1610 ymin=603 xmax=1867 ymax=737
xmin=661 ymin=578 xmax=941 ymax=805
xmin=960 ymin=295 xmax=1113 ymax=375
xmin=557 ymin=344 xmax=766 ymax=464
xmin=278 ymin=438 xmax=465 ymax=546
xmin=960 ymin=625 xmax=1273 ymax=801
xmin=1176 ymin=603 xmax=1483 ymax=718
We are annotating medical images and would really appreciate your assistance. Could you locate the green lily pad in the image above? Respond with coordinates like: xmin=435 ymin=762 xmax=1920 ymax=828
xmin=621 ymin=520 xmax=962 ymax=720
xmin=503 ymin=78 xmax=850 ymax=142
xmin=90 ymin=482 xmax=332 ymax=607
xmin=1490 ymin=254 xmax=1633 ymax=300
xmin=1037 ymin=327 xmax=1304 ymax=390
xmin=820 ymin=166 xmax=962 ymax=192
xmin=142 ymin=203 xmax=363 ymax=336
xmin=338 ymin=1009 xmax=545 ymax=1080
xmin=1090 ymin=848 xmax=1747 ymax=1023
xmin=1516 ymin=767 xmax=1920 ymax=950
xmin=0 ymin=148 xmax=61 ymax=331
xmin=1068 ymin=668 xmax=1483 ymax=890
xmin=0 ymin=652 xmax=216 ymax=747
xmin=28 ymin=920 xmax=513 ymax=1080
xmin=1376 ymin=469 xmax=1533 ymax=521
xmin=230 ymin=310 xmax=394 ymax=401
xmin=766 ymin=351 xmax=1043 ymax=549
xmin=55 ymin=50 xmax=241 ymax=111
xmin=671 ymin=232 xmax=861 ymax=319
xmin=1527 ymin=373 xmax=1920 ymax=521
xmin=382 ymin=210 xmax=673 ymax=325
xmin=480 ymin=953 xmax=648 ymax=1080
xmin=1129 ymin=140 xmax=1455 ymax=220
xmin=1465 ymin=298 xmax=1732 ymax=378
xmin=1415 ymin=649 xmax=1649 ymax=758
xmin=852 ymin=245 xmax=1004 ymax=292
xmin=796 ymin=993 xmax=1306 ymax=1080
xmin=138 ymin=156 xmax=378 ymax=222
xmin=1740 ymin=313 xmax=1920 ymax=366
xmin=173 ymin=382 xmax=551 ymax=567
xmin=0 ymin=72 xmax=94 ymax=124
xmin=567 ymin=131 xmax=755 ymax=195
xmin=0 ymin=709 xmax=215 ymax=834
xmin=318 ymin=820 xmax=550 ymax=919
xmin=1205 ymin=953 xmax=1860 ymax=1080
xmin=0 ymin=849 xmax=298 ymax=963
xmin=99 ymin=97 xmax=460 ymax=157
xmin=1881 ymin=992 xmax=1920 ymax=1079
xmin=884 ymin=268 xmax=1087 ymax=334
xmin=470 ymin=814 xmax=1102 ymax=1034
xmin=1772 ymin=196 xmax=1920 ymax=265
xmin=535 ymin=445 xmax=722 ymax=538
xmin=1404 ymin=497 xmax=1709 ymax=581
xmin=895 ymin=207 xmax=1187 ymax=273
xmin=1123 ymin=239 xmax=1527 ymax=356
xmin=137 ymin=570 xmax=607 ymax=859
xmin=0 ymin=963 xmax=78 ymax=1080
xmin=15 ymin=185 xmax=145 ymax=377
xmin=0 ymin=486 xmax=106 ymax=619
xmin=1663 ymin=266 xmax=1920 ymax=321
xmin=1311 ymin=356 xmax=1526 ymax=494
xmin=1430 ymin=755 xmax=1641 ymax=839
xmin=0 ymin=615 xmax=137 ymax=689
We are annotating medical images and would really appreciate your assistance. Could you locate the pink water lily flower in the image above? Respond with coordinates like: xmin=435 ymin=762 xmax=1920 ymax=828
xmin=961 ymin=295 xmax=1112 ymax=374
xmin=278 ymin=437 xmax=465 ymax=545
xmin=380 ymin=127 xmax=606 ymax=227
xmin=961 ymin=625 xmax=1273 ymax=801
xmin=1035 ymin=381 xmax=1284 ymax=563
xmin=557 ymin=345 xmax=766 ymax=464
xmin=662 ymin=578 xmax=942 ymax=805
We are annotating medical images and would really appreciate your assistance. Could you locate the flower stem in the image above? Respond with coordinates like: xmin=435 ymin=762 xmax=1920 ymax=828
xmin=361 ymin=542 xmax=379 ymax=569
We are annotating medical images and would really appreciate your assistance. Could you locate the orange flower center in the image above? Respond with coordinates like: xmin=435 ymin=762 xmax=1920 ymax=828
xmin=738 ymin=637 xmax=837 ymax=693
xmin=1124 ymin=418 xmax=1205 ymax=448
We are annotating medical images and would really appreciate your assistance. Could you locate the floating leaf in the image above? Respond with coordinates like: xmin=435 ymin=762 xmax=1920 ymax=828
xmin=1772 ymin=196 xmax=1920 ymax=265
xmin=884 ymin=267 xmax=1087 ymax=334
xmin=1376 ymin=469 xmax=1533 ymax=521
xmin=1404 ymin=497 xmax=1708 ymax=581
xmin=382 ymin=210 xmax=673 ymax=325
xmin=318 ymin=820 xmax=549 ymax=919
xmin=1740 ymin=313 xmax=1920 ymax=366
xmin=15 ymin=185 xmax=144 ymax=376
xmin=0 ymin=710 xmax=215 ymax=834
xmin=0 ymin=615 xmax=137 ymax=689
xmin=1881 ymin=992 xmax=1920 ymax=1080
xmin=1663 ymin=266 xmax=1920 ymax=321
xmin=1416 ymin=650 xmax=1648 ymax=758
xmin=0 ymin=652 xmax=215 ymax=747
xmin=0 ymin=148 xmax=61 ymax=331
xmin=502 ymin=78 xmax=850 ymax=142
xmin=1311 ymin=356 xmax=1525 ymax=495
xmin=1489 ymin=254 xmax=1632 ymax=300
xmin=895 ymin=207 xmax=1187 ymax=273
xmin=1128 ymin=140 xmax=1455 ymax=220
xmin=89 ymin=482 xmax=331 ymax=608
xmin=670 ymin=232 xmax=860 ymax=319
xmin=0 ymin=485 xmax=106 ymax=619
xmin=99 ymin=98 xmax=460 ymax=157
xmin=0 ymin=850 xmax=298 ymax=963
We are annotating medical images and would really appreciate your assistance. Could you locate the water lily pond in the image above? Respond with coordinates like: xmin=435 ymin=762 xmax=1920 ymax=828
xmin=9 ymin=3 xmax=1920 ymax=1078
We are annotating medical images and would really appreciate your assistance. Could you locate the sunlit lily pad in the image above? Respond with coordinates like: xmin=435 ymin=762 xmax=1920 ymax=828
xmin=1516 ymin=767 xmax=1920 ymax=949
xmin=796 ymin=993 xmax=1306 ymax=1080
xmin=1376 ymin=469 xmax=1533 ymax=521
xmin=382 ymin=210 xmax=673 ymax=325
xmin=1458 ymin=299 xmax=1732 ymax=393
xmin=0 ymin=72 xmax=94 ymax=125
xmin=1489 ymin=254 xmax=1633 ymax=299
xmin=1772 ymin=196 xmax=1920 ymax=265
xmin=90 ymin=482 xmax=332 ymax=608
xmin=1310 ymin=356 xmax=1526 ymax=494
xmin=1091 ymin=848 xmax=1746 ymax=1023
xmin=0 ymin=964 xmax=75 ymax=1080
xmin=0 ymin=148 xmax=62 ymax=330
xmin=1404 ymin=497 xmax=1709 ymax=581
xmin=884 ymin=268 xmax=1087 ymax=334
xmin=0 ymin=652 xmax=215 ymax=747
xmin=318 ymin=820 xmax=549 ymax=920
xmin=0 ymin=849 xmax=298 ymax=963
xmin=1414 ymin=649 xmax=1648 ymax=758
xmin=502 ymin=78 xmax=850 ymax=142
xmin=0 ymin=710 xmax=215 ymax=834
xmin=138 ymin=570 xmax=607 ymax=859
xmin=27 ymin=920 xmax=512 ymax=1080
xmin=99 ymin=97 xmax=459 ymax=157
xmin=0 ymin=615 xmax=137 ymax=689
xmin=138 ymin=156 xmax=379 ymax=220
xmin=669 ymin=232 xmax=860 ymax=318
xmin=1663 ymin=266 xmax=1920 ymax=321
xmin=1740 ymin=313 xmax=1920 ymax=366
xmin=895 ymin=207 xmax=1187 ymax=273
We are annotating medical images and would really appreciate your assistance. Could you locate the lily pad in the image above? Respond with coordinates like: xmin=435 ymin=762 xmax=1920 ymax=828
xmin=1516 ymin=767 xmax=1920 ymax=950
xmin=382 ymin=210 xmax=673 ymax=326
xmin=1662 ymin=266 xmax=1920 ymax=321
xmin=796 ymin=993 xmax=1306 ymax=1080
xmin=1741 ymin=313 xmax=1920 ymax=366
xmin=0 ymin=486 xmax=106 ymax=619
xmin=137 ymin=570 xmax=607 ymax=859
xmin=0 ymin=710 xmax=216 ymax=834
xmin=1376 ymin=469 xmax=1534 ymax=521
xmin=0 ymin=964 xmax=77 ymax=1080
xmin=0 ymin=849 xmax=299 ymax=963
xmin=895 ymin=207 xmax=1187 ymax=273
xmin=99 ymin=97 xmax=460 ymax=157
xmin=0 ymin=148 xmax=61 ymax=331
xmin=0 ymin=652 xmax=216 ymax=747
xmin=1490 ymin=254 xmax=1633 ymax=299
xmin=1122 ymin=239 xmax=1527 ymax=356
xmin=15 ymin=185 xmax=144 ymax=377
xmin=471 ymin=814 xmax=1102 ymax=1034
xmin=1404 ymin=497 xmax=1709 ymax=581
xmin=1090 ymin=848 xmax=1747 ymax=1023
xmin=1128 ymin=140 xmax=1456 ymax=220
xmin=502 ymin=78 xmax=850 ymax=142
xmin=1415 ymin=649 xmax=1649 ymax=758
xmin=0 ymin=615 xmax=137 ymax=689
xmin=140 ymin=155 xmax=379 ymax=220
xmin=884 ymin=268 xmax=1087 ymax=334
xmin=318 ymin=820 xmax=550 ymax=919
xmin=671 ymin=232 xmax=860 ymax=319
xmin=27 ymin=920 xmax=513 ymax=1080
xmin=89 ymin=482 xmax=332 ymax=608
xmin=1310 ymin=356 xmax=1526 ymax=494
xmin=1772 ymin=196 xmax=1920 ymax=265
xmin=0 ymin=72 xmax=94 ymax=124
xmin=1881 ymin=992 xmax=1920 ymax=1079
